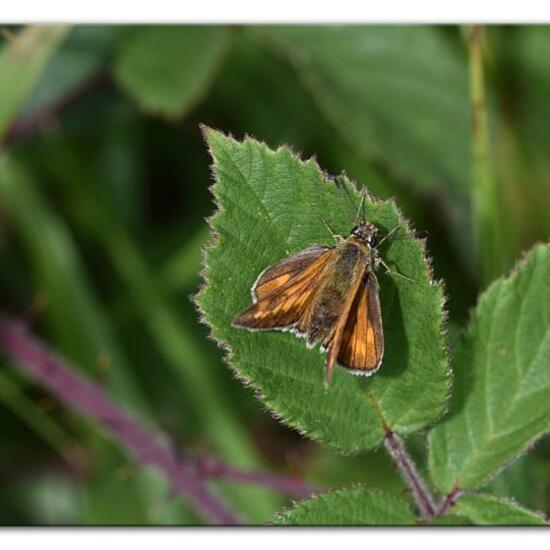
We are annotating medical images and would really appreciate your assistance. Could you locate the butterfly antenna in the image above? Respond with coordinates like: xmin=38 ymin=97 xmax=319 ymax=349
xmin=354 ymin=188 xmax=367 ymax=226
xmin=335 ymin=175 xmax=358 ymax=219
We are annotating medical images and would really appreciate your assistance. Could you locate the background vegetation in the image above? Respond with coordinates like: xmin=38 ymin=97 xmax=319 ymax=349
xmin=1 ymin=24 xmax=550 ymax=525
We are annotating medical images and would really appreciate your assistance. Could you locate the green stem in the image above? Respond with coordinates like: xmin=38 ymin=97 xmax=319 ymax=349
xmin=0 ymin=367 xmax=85 ymax=471
xmin=468 ymin=25 xmax=501 ymax=285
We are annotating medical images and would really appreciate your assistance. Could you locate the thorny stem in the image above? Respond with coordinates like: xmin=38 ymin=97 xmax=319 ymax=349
xmin=384 ymin=430 xmax=436 ymax=519
xmin=0 ymin=316 xmax=317 ymax=523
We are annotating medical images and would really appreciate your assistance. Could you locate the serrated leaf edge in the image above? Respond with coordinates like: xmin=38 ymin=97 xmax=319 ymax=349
xmin=195 ymin=126 xmax=450 ymax=453
xmin=269 ymin=483 xmax=415 ymax=526
xmin=428 ymin=242 xmax=550 ymax=493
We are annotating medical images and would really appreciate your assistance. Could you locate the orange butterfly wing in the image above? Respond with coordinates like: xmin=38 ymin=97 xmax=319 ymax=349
xmin=336 ymin=273 xmax=384 ymax=374
xmin=233 ymin=245 xmax=334 ymax=331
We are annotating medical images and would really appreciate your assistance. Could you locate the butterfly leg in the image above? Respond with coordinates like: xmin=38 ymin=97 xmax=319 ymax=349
xmin=320 ymin=218 xmax=344 ymax=244
xmin=379 ymin=257 xmax=416 ymax=283
xmin=376 ymin=225 xmax=401 ymax=247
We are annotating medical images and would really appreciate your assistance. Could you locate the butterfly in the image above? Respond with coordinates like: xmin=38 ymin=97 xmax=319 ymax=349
xmin=232 ymin=190 xmax=412 ymax=387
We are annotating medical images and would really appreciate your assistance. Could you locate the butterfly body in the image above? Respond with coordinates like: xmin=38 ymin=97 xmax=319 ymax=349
xmin=301 ymin=236 xmax=374 ymax=346
xmin=233 ymin=221 xmax=385 ymax=386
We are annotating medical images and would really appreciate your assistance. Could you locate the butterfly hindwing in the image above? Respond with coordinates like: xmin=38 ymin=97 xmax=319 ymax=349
xmin=337 ymin=272 xmax=384 ymax=373
xmin=233 ymin=245 xmax=335 ymax=331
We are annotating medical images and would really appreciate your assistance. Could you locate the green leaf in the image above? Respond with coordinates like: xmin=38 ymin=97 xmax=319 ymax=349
xmin=197 ymin=128 xmax=449 ymax=453
xmin=114 ymin=26 xmax=228 ymax=118
xmin=272 ymin=486 xmax=415 ymax=525
xmin=257 ymin=26 xmax=470 ymax=194
xmin=0 ymin=25 xmax=69 ymax=139
xmin=453 ymin=494 xmax=548 ymax=526
xmin=429 ymin=243 xmax=550 ymax=492
xmin=486 ymin=454 xmax=539 ymax=510
xmin=206 ymin=30 xmax=329 ymax=149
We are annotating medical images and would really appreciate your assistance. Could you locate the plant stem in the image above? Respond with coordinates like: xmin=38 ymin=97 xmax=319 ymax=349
xmin=468 ymin=25 xmax=501 ymax=285
xmin=434 ymin=487 xmax=463 ymax=518
xmin=0 ymin=315 xmax=239 ymax=525
xmin=384 ymin=430 xmax=436 ymax=519
xmin=194 ymin=456 xmax=317 ymax=499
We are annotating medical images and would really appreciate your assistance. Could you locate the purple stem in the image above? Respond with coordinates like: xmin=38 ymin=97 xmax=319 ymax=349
xmin=434 ymin=487 xmax=463 ymax=518
xmin=384 ymin=430 xmax=436 ymax=519
xmin=195 ymin=456 xmax=317 ymax=500
xmin=0 ymin=316 xmax=239 ymax=525
xmin=0 ymin=315 xmax=318 ymax=520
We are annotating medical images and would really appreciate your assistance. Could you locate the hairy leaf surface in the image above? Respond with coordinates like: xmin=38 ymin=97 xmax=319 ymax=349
xmin=197 ymin=129 xmax=448 ymax=452
xmin=429 ymin=244 xmax=550 ymax=492
xmin=453 ymin=494 xmax=548 ymax=526
xmin=272 ymin=487 xmax=415 ymax=525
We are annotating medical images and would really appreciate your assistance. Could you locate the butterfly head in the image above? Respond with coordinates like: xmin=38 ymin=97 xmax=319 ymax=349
xmin=351 ymin=222 xmax=379 ymax=248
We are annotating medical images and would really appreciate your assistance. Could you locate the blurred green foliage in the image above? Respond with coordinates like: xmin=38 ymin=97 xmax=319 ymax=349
xmin=1 ymin=24 xmax=550 ymax=525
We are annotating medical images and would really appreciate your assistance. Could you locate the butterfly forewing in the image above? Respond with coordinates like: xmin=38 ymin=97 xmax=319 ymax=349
xmin=232 ymin=245 xmax=335 ymax=331
xmin=252 ymin=245 xmax=331 ymax=301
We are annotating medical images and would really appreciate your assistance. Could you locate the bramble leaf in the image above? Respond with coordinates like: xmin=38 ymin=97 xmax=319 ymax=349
xmin=197 ymin=128 xmax=448 ymax=453
xmin=114 ymin=26 xmax=228 ymax=118
xmin=272 ymin=487 xmax=415 ymax=525
xmin=486 ymin=454 xmax=539 ymax=510
xmin=453 ymin=494 xmax=548 ymax=526
xmin=256 ymin=26 xmax=470 ymax=195
xmin=429 ymin=244 xmax=550 ymax=492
